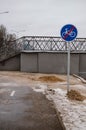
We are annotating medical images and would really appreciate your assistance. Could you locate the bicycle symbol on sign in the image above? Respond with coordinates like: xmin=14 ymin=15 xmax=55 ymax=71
xmin=62 ymin=28 xmax=76 ymax=38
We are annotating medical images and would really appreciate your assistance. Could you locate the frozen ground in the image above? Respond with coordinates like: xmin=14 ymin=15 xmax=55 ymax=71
xmin=47 ymin=88 xmax=86 ymax=130
xmin=33 ymin=84 xmax=86 ymax=130
xmin=0 ymin=71 xmax=86 ymax=130
xmin=31 ymin=75 xmax=86 ymax=130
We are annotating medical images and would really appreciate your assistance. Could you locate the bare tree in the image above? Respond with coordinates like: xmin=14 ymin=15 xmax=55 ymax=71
xmin=7 ymin=33 xmax=16 ymax=41
xmin=0 ymin=25 xmax=17 ymax=61
xmin=0 ymin=24 xmax=16 ymax=47
xmin=0 ymin=24 xmax=7 ymax=47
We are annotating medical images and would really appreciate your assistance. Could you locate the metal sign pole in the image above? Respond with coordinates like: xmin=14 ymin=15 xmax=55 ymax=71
xmin=67 ymin=42 xmax=70 ymax=93
xmin=60 ymin=24 xmax=78 ymax=93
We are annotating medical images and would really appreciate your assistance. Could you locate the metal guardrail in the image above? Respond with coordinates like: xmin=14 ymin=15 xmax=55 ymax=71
xmin=15 ymin=36 xmax=86 ymax=51
xmin=0 ymin=36 xmax=86 ymax=61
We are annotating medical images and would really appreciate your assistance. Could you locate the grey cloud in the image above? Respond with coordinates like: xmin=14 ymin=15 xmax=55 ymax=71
xmin=0 ymin=0 xmax=86 ymax=37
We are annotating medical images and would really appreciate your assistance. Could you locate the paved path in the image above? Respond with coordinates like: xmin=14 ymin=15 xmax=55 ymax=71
xmin=0 ymin=76 xmax=64 ymax=130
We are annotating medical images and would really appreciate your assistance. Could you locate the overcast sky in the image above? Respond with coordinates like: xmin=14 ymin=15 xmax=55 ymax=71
xmin=0 ymin=0 xmax=86 ymax=37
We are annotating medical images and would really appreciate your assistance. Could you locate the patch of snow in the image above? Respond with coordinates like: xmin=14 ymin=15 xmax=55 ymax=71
xmin=72 ymin=85 xmax=86 ymax=89
xmin=33 ymin=84 xmax=47 ymax=94
xmin=54 ymin=88 xmax=66 ymax=95
xmin=47 ymin=88 xmax=86 ymax=130
xmin=77 ymin=78 xmax=81 ymax=81
xmin=0 ymin=83 xmax=19 ymax=87
xmin=57 ymin=82 xmax=67 ymax=85
xmin=83 ymin=100 xmax=86 ymax=104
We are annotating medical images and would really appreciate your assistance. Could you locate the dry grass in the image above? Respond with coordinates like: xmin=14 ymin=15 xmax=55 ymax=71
xmin=67 ymin=90 xmax=86 ymax=101
xmin=38 ymin=76 xmax=64 ymax=83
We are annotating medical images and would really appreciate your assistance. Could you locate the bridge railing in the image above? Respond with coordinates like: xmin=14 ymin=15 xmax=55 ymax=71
xmin=0 ymin=36 xmax=86 ymax=61
xmin=16 ymin=36 xmax=86 ymax=51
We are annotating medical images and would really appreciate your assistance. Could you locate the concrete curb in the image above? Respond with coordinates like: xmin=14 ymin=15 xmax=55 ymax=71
xmin=46 ymin=92 xmax=66 ymax=130
xmin=52 ymin=100 xmax=66 ymax=130
xmin=73 ymin=74 xmax=86 ymax=84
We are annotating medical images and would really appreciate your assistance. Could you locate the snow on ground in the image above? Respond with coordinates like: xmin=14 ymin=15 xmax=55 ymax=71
xmin=33 ymin=84 xmax=47 ymax=94
xmin=48 ymin=88 xmax=86 ymax=130
xmin=33 ymin=84 xmax=86 ymax=130
xmin=0 ymin=72 xmax=86 ymax=130
xmin=0 ymin=83 xmax=18 ymax=87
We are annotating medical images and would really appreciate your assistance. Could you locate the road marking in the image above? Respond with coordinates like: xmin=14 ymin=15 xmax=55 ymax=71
xmin=10 ymin=91 xmax=15 ymax=96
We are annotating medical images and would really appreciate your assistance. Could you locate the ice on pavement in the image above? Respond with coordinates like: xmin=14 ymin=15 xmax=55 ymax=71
xmin=33 ymin=84 xmax=47 ymax=94
xmin=33 ymin=82 xmax=86 ymax=130
xmin=48 ymin=88 xmax=86 ymax=130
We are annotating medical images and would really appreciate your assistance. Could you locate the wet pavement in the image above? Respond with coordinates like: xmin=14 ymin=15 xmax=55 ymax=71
xmin=0 ymin=76 xmax=64 ymax=130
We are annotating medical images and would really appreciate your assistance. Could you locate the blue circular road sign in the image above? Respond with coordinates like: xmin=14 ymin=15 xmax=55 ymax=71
xmin=60 ymin=24 xmax=78 ymax=41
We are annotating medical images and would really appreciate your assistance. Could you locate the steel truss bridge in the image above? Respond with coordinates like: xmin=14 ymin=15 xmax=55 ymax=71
xmin=0 ymin=36 xmax=86 ymax=61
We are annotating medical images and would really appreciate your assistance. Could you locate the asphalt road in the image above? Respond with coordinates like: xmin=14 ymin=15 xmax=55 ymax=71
xmin=0 ymin=75 xmax=64 ymax=130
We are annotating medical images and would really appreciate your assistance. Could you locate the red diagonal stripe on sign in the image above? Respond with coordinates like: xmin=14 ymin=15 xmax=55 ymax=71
xmin=63 ymin=26 xmax=75 ymax=40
